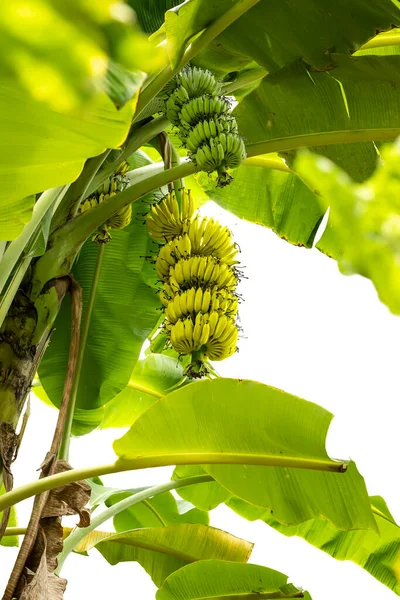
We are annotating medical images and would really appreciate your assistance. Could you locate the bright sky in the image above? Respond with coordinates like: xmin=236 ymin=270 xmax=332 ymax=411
xmin=1 ymin=200 xmax=399 ymax=599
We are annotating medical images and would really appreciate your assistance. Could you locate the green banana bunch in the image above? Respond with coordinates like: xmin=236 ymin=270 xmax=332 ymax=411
xmin=162 ymin=66 xmax=246 ymax=186
xmin=77 ymin=160 xmax=132 ymax=244
xmin=185 ymin=117 xmax=238 ymax=153
xmin=147 ymin=191 xmax=240 ymax=370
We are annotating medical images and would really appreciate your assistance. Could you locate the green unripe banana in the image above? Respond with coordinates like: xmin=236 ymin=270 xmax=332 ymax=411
xmin=162 ymin=66 xmax=246 ymax=186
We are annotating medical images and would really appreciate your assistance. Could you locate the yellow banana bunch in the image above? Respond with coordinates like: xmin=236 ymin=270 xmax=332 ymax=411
xmin=155 ymin=235 xmax=192 ymax=281
xmin=164 ymin=287 xmax=238 ymax=324
xmin=147 ymin=190 xmax=241 ymax=369
xmin=77 ymin=161 xmax=132 ymax=244
xmin=147 ymin=189 xmax=195 ymax=241
xmin=186 ymin=216 xmax=238 ymax=264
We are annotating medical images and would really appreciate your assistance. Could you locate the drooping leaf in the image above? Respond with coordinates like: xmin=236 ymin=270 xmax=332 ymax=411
xmin=114 ymin=378 xmax=375 ymax=531
xmin=39 ymin=194 xmax=160 ymax=417
xmin=0 ymin=83 xmax=134 ymax=240
xmin=236 ymin=55 xmax=400 ymax=179
xmin=296 ymin=142 xmax=400 ymax=315
xmin=109 ymin=489 xmax=208 ymax=530
xmin=75 ymin=523 xmax=253 ymax=586
xmin=165 ymin=0 xmax=400 ymax=72
xmin=173 ymin=466 xmax=231 ymax=512
xmin=157 ymin=560 xmax=311 ymax=600
xmin=228 ymin=495 xmax=400 ymax=596
xmin=196 ymin=162 xmax=324 ymax=247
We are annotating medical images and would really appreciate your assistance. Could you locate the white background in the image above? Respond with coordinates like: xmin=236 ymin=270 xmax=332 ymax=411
xmin=1 ymin=201 xmax=399 ymax=598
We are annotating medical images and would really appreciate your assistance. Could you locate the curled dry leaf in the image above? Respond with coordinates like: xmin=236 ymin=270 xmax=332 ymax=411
xmin=42 ymin=460 xmax=91 ymax=527
xmin=18 ymin=529 xmax=67 ymax=600
xmin=16 ymin=460 xmax=91 ymax=599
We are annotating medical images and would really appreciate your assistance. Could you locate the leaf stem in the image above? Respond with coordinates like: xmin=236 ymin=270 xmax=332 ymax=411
xmin=245 ymin=128 xmax=400 ymax=157
xmin=134 ymin=0 xmax=261 ymax=122
xmin=222 ymin=67 xmax=268 ymax=94
xmin=87 ymin=116 xmax=170 ymax=197
xmin=56 ymin=161 xmax=198 ymax=248
xmin=58 ymin=244 xmax=105 ymax=461
xmin=127 ymin=380 xmax=163 ymax=399
xmin=0 ymin=454 xmax=347 ymax=514
xmin=242 ymin=156 xmax=293 ymax=173
xmin=142 ymin=499 xmax=167 ymax=527
xmin=56 ymin=474 xmax=213 ymax=573
xmin=2 ymin=527 xmax=26 ymax=537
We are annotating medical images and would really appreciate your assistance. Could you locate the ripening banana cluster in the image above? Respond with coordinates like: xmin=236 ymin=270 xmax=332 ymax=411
xmin=147 ymin=189 xmax=240 ymax=362
xmin=164 ymin=67 xmax=246 ymax=185
xmin=77 ymin=161 xmax=132 ymax=243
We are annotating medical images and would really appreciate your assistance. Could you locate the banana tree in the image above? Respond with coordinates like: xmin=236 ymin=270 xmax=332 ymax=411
xmin=1 ymin=0 xmax=400 ymax=598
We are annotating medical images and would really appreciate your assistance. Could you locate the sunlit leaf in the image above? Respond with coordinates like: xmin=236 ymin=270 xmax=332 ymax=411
xmin=0 ymin=84 xmax=134 ymax=240
xmin=296 ymin=142 xmax=400 ymax=314
xmin=114 ymin=378 xmax=375 ymax=531
xmin=0 ymin=0 xmax=161 ymax=111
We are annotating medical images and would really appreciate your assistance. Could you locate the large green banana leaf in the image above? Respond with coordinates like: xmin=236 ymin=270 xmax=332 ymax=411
xmin=0 ymin=84 xmax=133 ymax=240
xmin=295 ymin=142 xmax=400 ymax=315
xmin=235 ymin=55 xmax=400 ymax=172
xmin=157 ymin=560 xmax=311 ymax=600
xmin=114 ymin=378 xmax=375 ymax=531
xmin=38 ymin=193 xmax=160 ymax=413
xmin=164 ymin=0 xmax=400 ymax=71
xmin=74 ymin=523 xmax=253 ymax=586
xmin=228 ymin=495 xmax=400 ymax=596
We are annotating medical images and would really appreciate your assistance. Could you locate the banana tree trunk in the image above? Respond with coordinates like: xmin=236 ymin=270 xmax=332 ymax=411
xmin=0 ymin=276 xmax=70 ymax=489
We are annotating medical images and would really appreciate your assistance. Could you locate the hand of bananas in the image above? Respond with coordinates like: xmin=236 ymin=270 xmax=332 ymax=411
xmin=77 ymin=161 xmax=132 ymax=243
xmin=148 ymin=189 xmax=240 ymax=366
xmin=163 ymin=66 xmax=246 ymax=186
